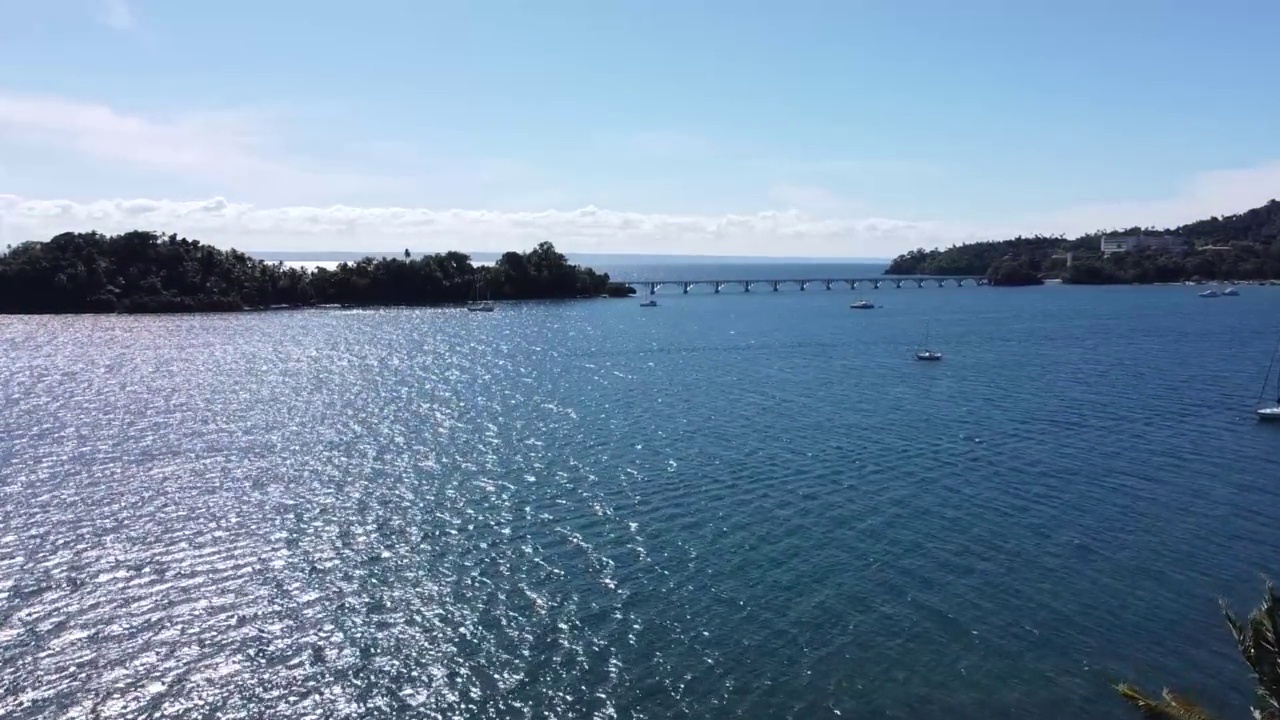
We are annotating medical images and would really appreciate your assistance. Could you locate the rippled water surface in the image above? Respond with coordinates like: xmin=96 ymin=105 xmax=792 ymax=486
xmin=3 ymin=279 xmax=1280 ymax=719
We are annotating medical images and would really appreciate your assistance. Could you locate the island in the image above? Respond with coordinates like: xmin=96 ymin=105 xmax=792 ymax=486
xmin=885 ymin=199 xmax=1280 ymax=285
xmin=0 ymin=231 xmax=635 ymax=313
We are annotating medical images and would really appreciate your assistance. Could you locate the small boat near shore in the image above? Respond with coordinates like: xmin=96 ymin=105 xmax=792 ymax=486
xmin=850 ymin=299 xmax=875 ymax=310
xmin=640 ymin=299 xmax=658 ymax=307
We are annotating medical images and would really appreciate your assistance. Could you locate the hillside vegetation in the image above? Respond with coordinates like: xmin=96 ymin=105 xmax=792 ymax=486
xmin=0 ymin=231 xmax=614 ymax=313
xmin=885 ymin=200 xmax=1280 ymax=285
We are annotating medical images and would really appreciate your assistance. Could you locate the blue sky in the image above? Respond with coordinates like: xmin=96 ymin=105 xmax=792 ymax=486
xmin=2 ymin=0 xmax=1279 ymax=256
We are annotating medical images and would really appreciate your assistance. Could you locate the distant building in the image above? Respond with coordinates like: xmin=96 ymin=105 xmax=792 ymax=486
xmin=1100 ymin=234 xmax=1185 ymax=256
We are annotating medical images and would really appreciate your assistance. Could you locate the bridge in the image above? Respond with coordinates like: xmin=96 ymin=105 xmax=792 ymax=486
xmin=624 ymin=276 xmax=988 ymax=295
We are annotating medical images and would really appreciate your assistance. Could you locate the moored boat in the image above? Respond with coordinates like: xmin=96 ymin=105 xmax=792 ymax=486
xmin=914 ymin=320 xmax=942 ymax=361
xmin=1255 ymin=337 xmax=1280 ymax=421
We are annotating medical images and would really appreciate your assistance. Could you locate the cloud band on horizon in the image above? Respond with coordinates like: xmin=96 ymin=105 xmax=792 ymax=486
xmin=0 ymin=195 xmax=978 ymax=257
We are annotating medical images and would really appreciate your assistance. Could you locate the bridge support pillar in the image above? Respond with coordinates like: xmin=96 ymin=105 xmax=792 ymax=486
xmin=873 ymin=280 xmax=882 ymax=289
xmin=935 ymin=279 xmax=946 ymax=288
xmin=893 ymin=280 xmax=903 ymax=288
xmin=682 ymin=282 xmax=691 ymax=294
xmin=714 ymin=282 xmax=722 ymax=293
xmin=799 ymin=281 xmax=808 ymax=291
xmin=772 ymin=281 xmax=780 ymax=292
xmin=915 ymin=279 xmax=925 ymax=288
xmin=824 ymin=280 xmax=833 ymax=290
xmin=743 ymin=281 xmax=752 ymax=292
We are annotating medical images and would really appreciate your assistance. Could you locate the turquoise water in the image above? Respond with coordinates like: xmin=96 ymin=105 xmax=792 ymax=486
xmin=1 ymin=273 xmax=1278 ymax=719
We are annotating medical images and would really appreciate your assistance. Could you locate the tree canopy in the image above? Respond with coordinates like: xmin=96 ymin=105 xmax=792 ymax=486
xmin=886 ymin=200 xmax=1280 ymax=284
xmin=0 ymin=232 xmax=615 ymax=313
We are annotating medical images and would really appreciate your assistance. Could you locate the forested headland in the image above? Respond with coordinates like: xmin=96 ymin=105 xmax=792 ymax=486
xmin=885 ymin=199 xmax=1280 ymax=285
xmin=0 ymin=231 xmax=627 ymax=313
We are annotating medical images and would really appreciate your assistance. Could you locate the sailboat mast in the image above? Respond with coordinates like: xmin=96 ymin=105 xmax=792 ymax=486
xmin=1259 ymin=336 xmax=1280 ymax=405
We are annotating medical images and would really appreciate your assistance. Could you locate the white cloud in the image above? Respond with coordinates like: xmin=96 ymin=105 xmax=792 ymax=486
xmin=0 ymin=92 xmax=274 ymax=178
xmin=99 ymin=0 xmax=135 ymax=30
xmin=4 ymin=158 xmax=1278 ymax=257
xmin=1031 ymin=162 xmax=1280 ymax=236
xmin=0 ymin=195 xmax=978 ymax=257
xmin=0 ymin=91 xmax=410 ymax=203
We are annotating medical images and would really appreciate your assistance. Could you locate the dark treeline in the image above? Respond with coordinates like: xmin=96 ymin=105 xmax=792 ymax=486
xmin=886 ymin=199 xmax=1280 ymax=285
xmin=0 ymin=231 xmax=621 ymax=313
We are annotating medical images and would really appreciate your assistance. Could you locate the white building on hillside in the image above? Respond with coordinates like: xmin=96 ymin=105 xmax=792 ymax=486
xmin=1100 ymin=234 xmax=1185 ymax=256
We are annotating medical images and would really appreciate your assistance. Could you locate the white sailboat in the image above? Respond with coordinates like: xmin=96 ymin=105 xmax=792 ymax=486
xmin=915 ymin=321 xmax=942 ymax=361
xmin=467 ymin=280 xmax=495 ymax=312
xmin=1257 ymin=337 xmax=1280 ymax=421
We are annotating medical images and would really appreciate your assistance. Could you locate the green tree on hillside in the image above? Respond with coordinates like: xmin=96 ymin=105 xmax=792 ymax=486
xmin=886 ymin=200 xmax=1280 ymax=284
xmin=0 ymin=231 xmax=612 ymax=313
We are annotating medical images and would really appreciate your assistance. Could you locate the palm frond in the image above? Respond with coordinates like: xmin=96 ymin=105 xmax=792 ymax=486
xmin=1120 ymin=583 xmax=1280 ymax=720
xmin=1116 ymin=684 xmax=1219 ymax=720
xmin=1223 ymin=583 xmax=1280 ymax=716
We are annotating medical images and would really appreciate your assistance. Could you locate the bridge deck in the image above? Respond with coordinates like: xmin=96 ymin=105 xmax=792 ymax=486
xmin=622 ymin=277 xmax=987 ymax=293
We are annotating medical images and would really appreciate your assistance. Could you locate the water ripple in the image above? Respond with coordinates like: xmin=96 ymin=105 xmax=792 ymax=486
xmin=2 ymin=289 xmax=1279 ymax=718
